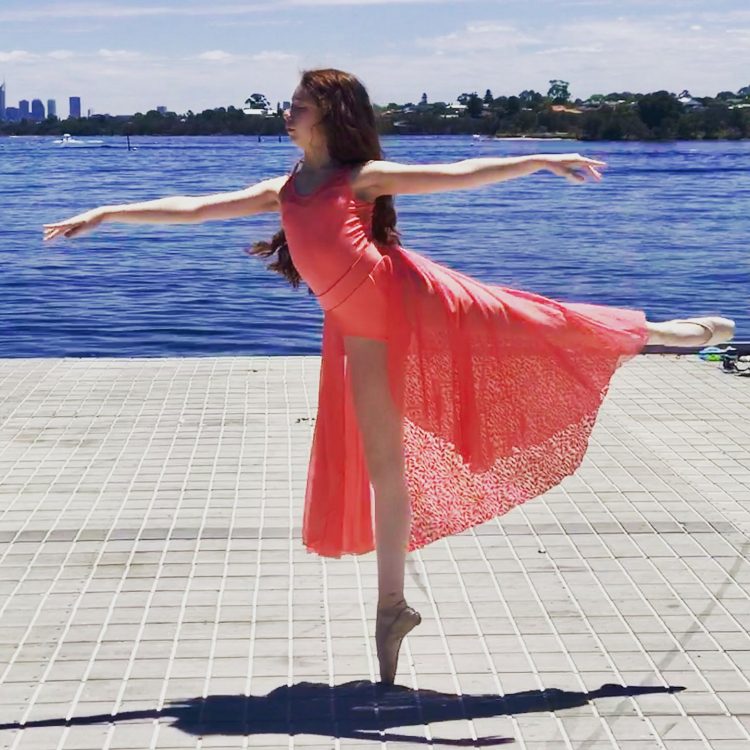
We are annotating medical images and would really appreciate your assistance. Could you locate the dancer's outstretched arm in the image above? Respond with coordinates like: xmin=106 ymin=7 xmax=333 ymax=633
xmin=357 ymin=154 xmax=607 ymax=197
xmin=42 ymin=174 xmax=286 ymax=242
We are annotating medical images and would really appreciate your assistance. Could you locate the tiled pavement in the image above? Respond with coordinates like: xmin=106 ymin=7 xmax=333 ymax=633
xmin=0 ymin=352 xmax=748 ymax=750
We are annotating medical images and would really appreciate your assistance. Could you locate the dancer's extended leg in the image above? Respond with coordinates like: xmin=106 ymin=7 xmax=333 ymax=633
xmin=645 ymin=316 xmax=735 ymax=347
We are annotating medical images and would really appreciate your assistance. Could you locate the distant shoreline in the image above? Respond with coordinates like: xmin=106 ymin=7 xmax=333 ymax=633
xmin=4 ymin=133 xmax=750 ymax=141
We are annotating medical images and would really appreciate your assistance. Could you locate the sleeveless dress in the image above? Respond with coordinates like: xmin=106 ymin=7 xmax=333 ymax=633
xmin=278 ymin=159 xmax=650 ymax=558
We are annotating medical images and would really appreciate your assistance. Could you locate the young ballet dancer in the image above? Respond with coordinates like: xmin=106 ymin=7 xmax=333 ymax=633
xmin=43 ymin=68 xmax=735 ymax=686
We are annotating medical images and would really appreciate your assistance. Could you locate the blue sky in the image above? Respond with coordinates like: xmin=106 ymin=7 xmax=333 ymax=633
xmin=1 ymin=0 xmax=748 ymax=117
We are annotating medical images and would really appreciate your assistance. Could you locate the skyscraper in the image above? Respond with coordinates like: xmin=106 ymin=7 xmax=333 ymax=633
xmin=69 ymin=96 xmax=81 ymax=118
xmin=47 ymin=99 xmax=56 ymax=118
xmin=31 ymin=99 xmax=45 ymax=120
xmin=0 ymin=81 xmax=5 ymax=120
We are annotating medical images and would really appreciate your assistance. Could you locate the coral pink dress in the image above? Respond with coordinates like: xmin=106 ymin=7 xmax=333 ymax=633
xmin=279 ymin=159 xmax=649 ymax=558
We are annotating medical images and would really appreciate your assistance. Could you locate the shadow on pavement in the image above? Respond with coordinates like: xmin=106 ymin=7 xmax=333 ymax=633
xmin=0 ymin=679 xmax=685 ymax=746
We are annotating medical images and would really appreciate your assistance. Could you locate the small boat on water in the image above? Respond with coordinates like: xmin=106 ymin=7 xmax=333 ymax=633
xmin=53 ymin=133 xmax=104 ymax=146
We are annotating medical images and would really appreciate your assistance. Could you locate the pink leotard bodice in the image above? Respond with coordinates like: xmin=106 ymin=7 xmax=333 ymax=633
xmin=278 ymin=160 xmax=385 ymax=300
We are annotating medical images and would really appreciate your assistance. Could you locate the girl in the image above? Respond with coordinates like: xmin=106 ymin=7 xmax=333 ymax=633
xmin=43 ymin=68 xmax=735 ymax=686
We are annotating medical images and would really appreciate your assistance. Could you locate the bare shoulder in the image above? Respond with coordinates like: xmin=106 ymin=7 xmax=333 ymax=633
xmin=349 ymin=159 xmax=407 ymax=201
xmin=350 ymin=159 xmax=463 ymax=197
xmin=267 ymin=173 xmax=291 ymax=196
xmin=250 ymin=174 xmax=290 ymax=210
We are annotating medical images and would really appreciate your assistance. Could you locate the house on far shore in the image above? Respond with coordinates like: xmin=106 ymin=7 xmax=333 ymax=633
xmin=441 ymin=102 xmax=467 ymax=119
xmin=242 ymin=106 xmax=275 ymax=117
xmin=549 ymin=104 xmax=583 ymax=115
xmin=677 ymin=90 xmax=705 ymax=110
xmin=581 ymin=98 xmax=632 ymax=109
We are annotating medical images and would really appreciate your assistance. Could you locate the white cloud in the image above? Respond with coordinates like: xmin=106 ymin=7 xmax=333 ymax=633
xmin=251 ymin=51 xmax=297 ymax=62
xmin=534 ymin=45 xmax=605 ymax=56
xmin=207 ymin=18 xmax=296 ymax=28
xmin=97 ymin=48 xmax=143 ymax=60
xmin=0 ymin=3 xmax=264 ymax=22
xmin=465 ymin=22 xmax=516 ymax=34
xmin=1 ymin=0 xmax=473 ymax=23
xmin=195 ymin=49 xmax=296 ymax=63
xmin=198 ymin=50 xmax=236 ymax=62
xmin=0 ymin=50 xmax=39 ymax=62
xmin=47 ymin=50 xmax=77 ymax=60
xmin=415 ymin=21 xmax=542 ymax=52
xmin=290 ymin=0 xmax=466 ymax=4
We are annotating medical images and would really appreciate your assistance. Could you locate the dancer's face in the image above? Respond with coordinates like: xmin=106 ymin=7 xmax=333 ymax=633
xmin=283 ymin=86 xmax=325 ymax=151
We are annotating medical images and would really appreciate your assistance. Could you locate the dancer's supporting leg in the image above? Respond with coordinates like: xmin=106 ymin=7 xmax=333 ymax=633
xmin=343 ymin=335 xmax=421 ymax=684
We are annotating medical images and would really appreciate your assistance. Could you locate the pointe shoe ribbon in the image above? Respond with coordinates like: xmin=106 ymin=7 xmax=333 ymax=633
xmin=376 ymin=600 xmax=422 ymax=685
xmin=670 ymin=316 xmax=735 ymax=347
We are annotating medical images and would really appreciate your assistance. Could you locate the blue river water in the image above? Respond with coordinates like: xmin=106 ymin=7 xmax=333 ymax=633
xmin=2 ymin=134 xmax=748 ymax=357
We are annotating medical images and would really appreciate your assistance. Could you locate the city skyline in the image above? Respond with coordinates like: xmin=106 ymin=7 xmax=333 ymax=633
xmin=0 ymin=77 xmax=278 ymax=121
xmin=0 ymin=79 xmax=289 ymax=122
xmin=0 ymin=83 xmax=84 ymax=121
xmin=1 ymin=0 xmax=749 ymax=116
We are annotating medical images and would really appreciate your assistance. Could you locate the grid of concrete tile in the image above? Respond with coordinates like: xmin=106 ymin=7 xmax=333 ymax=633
xmin=0 ymin=352 xmax=748 ymax=750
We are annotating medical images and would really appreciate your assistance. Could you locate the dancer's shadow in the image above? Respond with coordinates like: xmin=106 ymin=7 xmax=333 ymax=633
xmin=0 ymin=680 xmax=685 ymax=746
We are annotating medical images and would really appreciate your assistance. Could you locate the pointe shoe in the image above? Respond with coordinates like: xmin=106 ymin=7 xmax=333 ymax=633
xmin=375 ymin=598 xmax=422 ymax=685
xmin=668 ymin=316 xmax=735 ymax=347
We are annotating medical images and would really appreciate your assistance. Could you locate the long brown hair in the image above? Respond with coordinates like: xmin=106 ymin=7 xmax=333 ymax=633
xmin=246 ymin=68 xmax=401 ymax=294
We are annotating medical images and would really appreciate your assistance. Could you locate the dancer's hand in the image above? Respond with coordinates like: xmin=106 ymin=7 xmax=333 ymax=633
xmin=540 ymin=153 xmax=607 ymax=183
xmin=43 ymin=207 xmax=107 ymax=242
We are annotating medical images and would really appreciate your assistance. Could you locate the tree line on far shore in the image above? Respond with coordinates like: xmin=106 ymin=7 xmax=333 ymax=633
xmin=3 ymin=81 xmax=750 ymax=140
